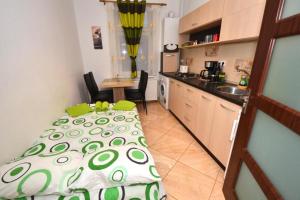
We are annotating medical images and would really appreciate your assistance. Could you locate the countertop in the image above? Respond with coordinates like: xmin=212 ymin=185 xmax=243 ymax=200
xmin=161 ymin=72 xmax=246 ymax=106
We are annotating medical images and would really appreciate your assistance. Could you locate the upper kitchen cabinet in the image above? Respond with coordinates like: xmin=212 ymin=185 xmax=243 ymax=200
xmin=220 ymin=0 xmax=266 ymax=41
xmin=179 ymin=0 xmax=224 ymax=34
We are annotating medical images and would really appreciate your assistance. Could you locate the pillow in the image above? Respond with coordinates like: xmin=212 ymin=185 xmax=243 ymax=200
xmin=113 ymin=100 xmax=136 ymax=111
xmin=0 ymin=151 xmax=83 ymax=199
xmin=69 ymin=145 xmax=161 ymax=191
xmin=65 ymin=103 xmax=93 ymax=117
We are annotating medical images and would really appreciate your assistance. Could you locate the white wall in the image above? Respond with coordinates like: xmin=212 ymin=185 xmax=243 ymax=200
xmin=0 ymin=0 xmax=85 ymax=164
xmin=181 ymin=0 xmax=208 ymax=16
xmin=73 ymin=0 xmax=113 ymax=85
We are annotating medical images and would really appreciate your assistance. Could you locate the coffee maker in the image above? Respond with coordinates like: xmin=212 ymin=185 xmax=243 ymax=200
xmin=200 ymin=61 xmax=222 ymax=82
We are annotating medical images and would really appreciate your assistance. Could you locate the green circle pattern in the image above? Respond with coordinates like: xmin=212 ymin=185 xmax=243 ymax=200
xmin=82 ymin=141 xmax=104 ymax=154
xmin=109 ymin=166 xmax=128 ymax=184
xmin=17 ymin=169 xmax=52 ymax=196
xmin=101 ymin=130 xmax=114 ymax=138
xmin=149 ymin=165 xmax=161 ymax=179
xmin=40 ymin=129 xmax=55 ymax=138
xmin=138 ymin=137 xmax=148 ymax=147
xmin=83 ymin=122 xmax=93 ymax=127
xmin=53 ymin=119 xmax=69 ymax=126
xmin=145 ymin=182 xmax=159 ymax=200
xmin=67 ymin=167 xmax=83 ymax=187
xmin=114 ymin=125 xmax=129 ymax=133
xmin=88 ymin=149 xmax=119 ymax=170
xmin=22 ymin=143 xmax=46 ymax=157
xmin=95 ymin=117 xmax=110 ymax=125
xmin=113 ymin=115 xmax=125 ymax=122
xmin=66 ymin=129 xmax=83 ymax=138
xmin=73 ymin=118 xmax=86 ymax=125
xmin=89 ymin=127 xmax=103 ymax=135
xmin=49 ymin=132 xmax=64 ymax=141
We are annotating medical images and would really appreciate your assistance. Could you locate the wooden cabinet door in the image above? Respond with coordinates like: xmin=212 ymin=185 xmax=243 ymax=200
xmin=195 ymin=91 xmax=217 ymax=146
xmin=206 ymin=0 xmax=224 ymax=23
xmin=222 ymin=0 xmax=265 ymax=16
xmin=182 ymin=84 xmax=200 ymax=133
xmin=168 ymin=79 xmax=176 ymax=112
xmin=173 ymin=81 xmax=184 ymax=120
xmin=162 ymin=53 xmax=179 ymax=73
xmin=208 ymin=98 xmax=241 ymax=166
xmin=179 ymin=0 xmax=224 ymax=34
xmin=220 ymin=1 xmax=266 ymax=41
xmin=179 ymin=10 xmax=199 ymax=34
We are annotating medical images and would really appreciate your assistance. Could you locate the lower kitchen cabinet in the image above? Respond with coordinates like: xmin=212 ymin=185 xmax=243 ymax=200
xmin=168 ymin=78 xmax=242 ymax=167
xmin=208 ymin=98 xmax=241 ymax=166
xmin=195 ymin=91 xmax=217 ymax=147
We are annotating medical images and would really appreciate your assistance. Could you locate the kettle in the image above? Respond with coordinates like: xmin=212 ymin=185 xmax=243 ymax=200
xmin=179 ymin=65 xmax=189 ymax=73
xmin=200 ymin=70 xmax=209 ymax=79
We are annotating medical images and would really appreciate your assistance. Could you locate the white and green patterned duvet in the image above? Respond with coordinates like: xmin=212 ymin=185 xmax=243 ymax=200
xmin=0 ymin=107 xmax=166 ymax=200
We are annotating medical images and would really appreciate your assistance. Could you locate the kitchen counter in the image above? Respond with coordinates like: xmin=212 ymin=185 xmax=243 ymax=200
xmin=161 ymin=72 xmax=246 ymax=106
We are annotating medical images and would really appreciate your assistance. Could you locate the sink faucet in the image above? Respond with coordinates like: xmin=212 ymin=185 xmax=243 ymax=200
xmin=235 ymin=65 xmax=250 ymax=76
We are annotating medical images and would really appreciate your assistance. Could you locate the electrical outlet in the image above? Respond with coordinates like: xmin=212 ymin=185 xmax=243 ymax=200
xmin=219 ymin=60 xmax=226 ymax=68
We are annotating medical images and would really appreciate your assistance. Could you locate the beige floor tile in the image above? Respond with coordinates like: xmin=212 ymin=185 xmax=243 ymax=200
xmin=166 ymin=125 xmax=195 ymax=144
xmin=209 ymin=182 xmax=225 ymax=200
xmin=167 ymin=194 xmax=178 ymax=200
xmin=164 ymin=162 xmax=215 ymax=200
xmin=216 ymin=169 xmax=225 ymax=183
xmin=149 ymin=148 xmax=176 ymax=179
xmin=150 ymin=134 xmax=193 ymax=160
xmin=143 ymin=125 xmax=168 ymax=146
xmin=179 ymin=142 xmax=221 ymax=180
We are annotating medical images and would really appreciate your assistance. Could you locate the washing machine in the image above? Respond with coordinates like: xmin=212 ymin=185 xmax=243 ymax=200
xmin=158 ymin=74 xmax=170 ymax=109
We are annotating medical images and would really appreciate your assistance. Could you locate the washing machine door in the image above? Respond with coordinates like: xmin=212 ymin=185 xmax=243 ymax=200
xmin=160 ymin=82 xmax=165 ymax=97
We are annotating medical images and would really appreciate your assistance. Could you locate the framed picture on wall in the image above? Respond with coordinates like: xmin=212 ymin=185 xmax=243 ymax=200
xmin=91 ymin=26 xmax=103 ymax=49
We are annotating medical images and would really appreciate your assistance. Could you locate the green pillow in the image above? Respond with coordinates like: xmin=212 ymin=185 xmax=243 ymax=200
xmin=95 ymin=101 xmax=102 ymax=112
xmin=66 ymin=103 xmax=93 ymax=117
xmin=101 ymin=101 xmax=109 ymax=111
xmin=113 ymin=100 xmax=136 ymax=111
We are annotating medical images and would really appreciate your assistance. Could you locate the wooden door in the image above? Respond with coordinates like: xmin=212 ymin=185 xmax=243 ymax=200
xmin=209 ymin=98 xmax=241 ymax=166
xmin=195 ymin=91 xmax=217 ymax=146
xmin=223 ymin=0 xmax=300 ymax=199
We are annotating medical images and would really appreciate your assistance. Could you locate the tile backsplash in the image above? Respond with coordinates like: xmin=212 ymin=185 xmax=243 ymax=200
xmin=181 ymin=41 xmax=258 ymax=84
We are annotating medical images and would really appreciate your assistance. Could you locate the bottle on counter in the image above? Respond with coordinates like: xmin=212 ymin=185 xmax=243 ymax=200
xmin=238 ymin=75 xmax=248 ymax=90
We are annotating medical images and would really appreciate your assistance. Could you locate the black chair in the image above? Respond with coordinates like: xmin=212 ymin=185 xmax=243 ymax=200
xmin=125 ymin=70 xmax=148 ymax=113
xmin=84 ymin=72 xmax=113 ymax=103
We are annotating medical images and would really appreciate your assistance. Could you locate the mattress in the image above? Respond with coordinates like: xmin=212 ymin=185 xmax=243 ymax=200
xmin=0 ymin=106 xmax=166 ymax=200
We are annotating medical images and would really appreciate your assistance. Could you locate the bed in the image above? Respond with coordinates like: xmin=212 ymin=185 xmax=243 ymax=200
xmin=0 ymin=106 xmax=166 ymax=200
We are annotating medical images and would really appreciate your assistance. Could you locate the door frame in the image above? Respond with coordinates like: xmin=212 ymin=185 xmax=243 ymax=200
xmin=223 ymin=0 xmax=300 ymax=199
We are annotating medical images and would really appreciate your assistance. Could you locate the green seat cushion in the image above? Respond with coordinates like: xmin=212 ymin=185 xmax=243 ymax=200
xmin=113 ymin=100 xmax=136 ymax=111
xmin=66 ymin=103 xmax=93 ymax=117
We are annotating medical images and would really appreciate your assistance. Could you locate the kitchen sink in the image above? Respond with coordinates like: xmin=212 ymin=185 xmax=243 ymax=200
xmin=216 ymin=86 xmax=250 ymax=96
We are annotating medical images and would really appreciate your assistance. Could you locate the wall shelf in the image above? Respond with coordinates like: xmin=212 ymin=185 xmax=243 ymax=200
xmin=180 ymin=37 xmax=258 ymax=49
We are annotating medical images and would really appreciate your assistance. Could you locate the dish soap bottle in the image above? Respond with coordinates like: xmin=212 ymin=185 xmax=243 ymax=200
xmin=238 ymin=75 xmax=248 ymax=90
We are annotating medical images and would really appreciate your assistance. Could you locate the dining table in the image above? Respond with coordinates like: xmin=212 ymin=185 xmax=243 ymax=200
xmin=100 ymin=78 xmax=135 ymax=102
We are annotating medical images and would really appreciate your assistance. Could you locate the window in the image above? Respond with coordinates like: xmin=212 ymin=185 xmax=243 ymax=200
xmin=107 ymin=5 xmax=160 ymax=78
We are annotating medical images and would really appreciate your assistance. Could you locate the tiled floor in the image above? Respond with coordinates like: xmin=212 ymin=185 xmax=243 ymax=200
xmin=138 ymin=102 xmax=225 ymax=200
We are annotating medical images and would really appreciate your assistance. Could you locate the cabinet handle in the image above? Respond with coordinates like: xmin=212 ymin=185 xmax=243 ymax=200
xmin=192 ymin=23 xmax=198 ymax=26
xmin=176 ymin=84 xmax=181 ymax=87
xmin=201 ymin=95 xmax=211 ymax=101
xmin=165 ymin=54 xmax=175 ymax=57
xmin=185 ymin=103 xmax=192 ymax=108
xmin=184 ymin=116 xmax=190 ymax=122
xmin=230 ymin=119 xmax=239 ymax=141
xmin=220 ymin=103 xmax=235 ymax=112
xmin=186 ymin=89 xmax=193 ymax=93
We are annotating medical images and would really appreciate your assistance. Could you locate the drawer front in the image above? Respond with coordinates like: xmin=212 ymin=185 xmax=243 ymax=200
xmin=184 ymin=84 xmax=199 ymax=106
